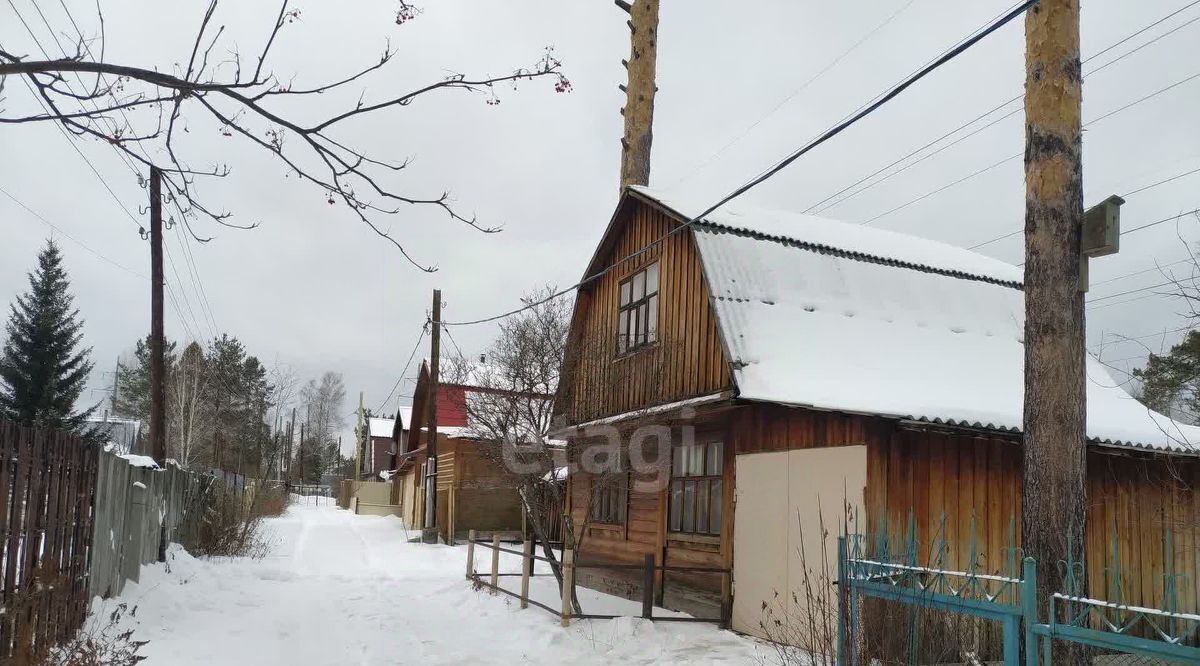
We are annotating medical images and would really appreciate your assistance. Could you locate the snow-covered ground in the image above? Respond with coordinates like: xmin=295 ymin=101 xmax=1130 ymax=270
xmin=95 ymin=501 xmax=769 ymax=664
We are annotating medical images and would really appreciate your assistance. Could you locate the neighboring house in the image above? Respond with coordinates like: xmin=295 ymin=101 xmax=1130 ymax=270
xmin=86 ymin=415 xmax=143 ymax=455
xmin=396 ymin=361 xmax=539 ymax=541
xmin=366 ymin=416 xmax=397 ymax=478
xmin=552 ymin=186 xmax=1200 ymax=637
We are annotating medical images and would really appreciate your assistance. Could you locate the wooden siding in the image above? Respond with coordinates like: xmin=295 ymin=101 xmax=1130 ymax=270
xmin=737 ymin=403 xmax=1200 ymax=614
xmin=562 ymin=201 xmax=731 ymax=423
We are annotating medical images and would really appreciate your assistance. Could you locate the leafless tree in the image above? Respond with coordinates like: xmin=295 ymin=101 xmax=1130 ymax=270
xmin=167 ymin=340 xmax=211 ymax=467
xmin=445 ymin=286 xmax=577 ymax=603
xmin=297 ymin=370 xmax=345 ymax=482
xmin=0 ymin=0 xmax=571 ymax=269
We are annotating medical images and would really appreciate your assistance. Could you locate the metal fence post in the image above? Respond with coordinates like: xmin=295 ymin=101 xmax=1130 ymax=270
xmin=560 ymin=548 xmax=574 ymax=627
xmin=520 ymin=539 xmax=532 ymax=609
xmin=466 ymin=529 xmax=476 ymax=580
xmin=641 ymin=553 xmax=655 ymax=619
xmin=1022 ymin=557 xmax=1038 ymax=666
xmin=490 ymin=535 xmax=500 ymax=589
xmin=837 ymin=535 xmax=848 ymax=666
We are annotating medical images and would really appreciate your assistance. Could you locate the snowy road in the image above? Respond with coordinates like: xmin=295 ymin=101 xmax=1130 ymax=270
xmin=101 ymin=502 xmax=766 ymax=665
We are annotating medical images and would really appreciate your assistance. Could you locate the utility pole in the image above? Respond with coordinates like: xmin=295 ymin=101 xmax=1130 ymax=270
xmin=617 ymin=0 xmax=660 ymax=189
xmin=298 ymin=423 xmax=305 ymax=486
xmin=1022 ymin=2 xmax=1087 ymax=660
xmin=148 ymin=166 xmax=167 ymax=465
xmin=286 ymin=407 xmax=296 ymax=485
xmin=110 ymin=357 xmax=120 ymax=415
xmin=424 ymin=289 xmax=442 ymax=540
xmin=356 ymin=392 xmax=365 ymax=481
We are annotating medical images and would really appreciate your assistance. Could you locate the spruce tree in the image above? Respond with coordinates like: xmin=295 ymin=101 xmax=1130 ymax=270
xmin=0 ymin=240 xmax=96 ymax=433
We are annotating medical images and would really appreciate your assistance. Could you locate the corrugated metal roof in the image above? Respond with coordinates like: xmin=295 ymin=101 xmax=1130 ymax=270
xmin=630 ymin=187 xmax=1199 ymax=454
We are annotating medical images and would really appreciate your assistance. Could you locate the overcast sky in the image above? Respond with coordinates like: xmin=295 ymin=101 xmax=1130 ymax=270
xmin=3 ymin=0 xmax=1199 ymax=452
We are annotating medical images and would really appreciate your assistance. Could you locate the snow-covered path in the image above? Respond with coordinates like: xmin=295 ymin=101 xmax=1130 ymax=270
xmin=100 ymin=502 xmax=767 ymax=665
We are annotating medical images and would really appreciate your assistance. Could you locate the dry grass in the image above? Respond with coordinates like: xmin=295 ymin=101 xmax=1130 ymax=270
xmin=41 ymin=602 xmax=147 ymax=666
xmin=176 ymin=478 xmax=281 ymax=559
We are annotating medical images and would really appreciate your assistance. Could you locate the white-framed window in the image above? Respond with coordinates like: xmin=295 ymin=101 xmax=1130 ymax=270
xmin=618 ymin=262 xmax=659 ymax=354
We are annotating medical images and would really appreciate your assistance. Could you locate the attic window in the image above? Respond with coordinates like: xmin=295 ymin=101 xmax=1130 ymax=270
xmin=618 ymin=262 xmax=659 ymax=354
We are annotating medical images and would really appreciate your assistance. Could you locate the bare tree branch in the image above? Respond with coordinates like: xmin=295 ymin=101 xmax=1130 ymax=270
xmin=0 ymin=0 xmax=572 ymax=269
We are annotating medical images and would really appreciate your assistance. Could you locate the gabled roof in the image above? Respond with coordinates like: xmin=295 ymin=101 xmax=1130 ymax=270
xmin=367 ymin=417 xmax=395 ymax=439
xmin=627 ymin=186 xmax=1200 ymax=454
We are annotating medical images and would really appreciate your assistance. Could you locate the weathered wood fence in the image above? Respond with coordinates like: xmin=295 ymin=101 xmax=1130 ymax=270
xmin=0 ymin=421 xmax=98 ymax=663
xmin=464 ymin=530 xmax=731 ymax=627
xmin=89 ymin=448 xmax=201 ymax=599
xmin=0 ymin=420 xmax=212 ymax=663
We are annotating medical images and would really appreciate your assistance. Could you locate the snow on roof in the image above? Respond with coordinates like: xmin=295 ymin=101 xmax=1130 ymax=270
xmin=629 ymin=187 xmax=1199 ymax=454
xmin=368 ymin=417 xmax=396 ymax=439
xmin=631 ymin=186 xmax=1023 ymax=287
xmin=396 ymin=406 xmax=413 ymax=430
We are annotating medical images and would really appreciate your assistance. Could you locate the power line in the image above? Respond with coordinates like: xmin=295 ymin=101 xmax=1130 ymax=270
xmin=444 ymin=0 xmax=1040 ymax=327
xmin=6 ymin=5 xmax=210 ymax=341
xmin=1122 ymin=208 xmax=1200 ymax=235
xmin=972 ymin=207 xmax=1200 ymax=251
xmin=1 ymin=184 xmax=146 ymax=279
xmin=861 ymin=66 xmax=1200 ymax=227
xmin=811 ymin=2 xmax=1200 ymax=218
xmin=1090 ymin=256 xmax=1195 ymax=288
xmin=443 ymin=325 xmax=466 ymax=358
xmin=668 ymin=0 xmax=917 ymax=188
xmin=1089 ymin=279 xmax=1179 ymax=303
xmin=376 ymin=322 xmax=430 ymax=413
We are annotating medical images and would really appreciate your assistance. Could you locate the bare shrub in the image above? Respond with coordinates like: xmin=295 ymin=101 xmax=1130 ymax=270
xmin=758 ymin=508 xmax=839 ymax=666
xmin=251 ymin=484 xmax=289 ymax=519
xmin=42 ymin=602 xmax=147 ymax=666
xmin=177 ymin=477 xmax=272 ymax=559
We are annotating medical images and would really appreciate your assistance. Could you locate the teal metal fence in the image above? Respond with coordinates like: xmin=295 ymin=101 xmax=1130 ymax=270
xmin=837 ymin=517 xmax=1200 ymax=665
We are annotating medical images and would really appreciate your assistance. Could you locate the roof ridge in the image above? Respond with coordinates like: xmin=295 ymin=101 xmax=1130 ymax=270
xmin=693 ymin=221 xmax=1024 ymax=290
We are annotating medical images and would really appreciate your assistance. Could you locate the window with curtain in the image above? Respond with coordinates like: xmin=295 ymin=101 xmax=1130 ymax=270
xmin=591 ymin=474 xmax=627 ymax=524
xmin=617 ymin=262 xmax=659 ymax=354
xmin=668 ymin=440 xmax=723 ymax=535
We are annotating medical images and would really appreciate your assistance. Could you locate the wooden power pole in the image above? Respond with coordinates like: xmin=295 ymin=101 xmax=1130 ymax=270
xmin=356 ymin=391 xmax=365 ymax=481
xmin=148 ymin=166 xmax=167 ymax=464
xmin=617 ymin=0 xmax=660 ymax=189
xmin=424 ymin=289 xmax=442 ymax=538
xmin=1022 ymin=0 xmax=1087 ymax=652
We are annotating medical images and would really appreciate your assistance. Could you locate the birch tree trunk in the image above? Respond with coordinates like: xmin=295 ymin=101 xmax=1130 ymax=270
xmin=1022 ymin=1 xmax=1088 ymax=663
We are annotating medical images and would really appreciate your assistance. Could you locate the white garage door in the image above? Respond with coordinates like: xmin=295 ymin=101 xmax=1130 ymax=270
xmin=731 ymin=445 xmax=867 ymax=640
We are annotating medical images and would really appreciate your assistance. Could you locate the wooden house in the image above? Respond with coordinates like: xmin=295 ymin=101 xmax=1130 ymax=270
xmin=395 ymin=361 xmax=530 ymax=541
xmin=552 ymin=186 xmax=1200 ymax=639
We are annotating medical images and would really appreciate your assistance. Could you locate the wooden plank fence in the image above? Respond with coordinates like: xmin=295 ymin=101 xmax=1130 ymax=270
xmin=89 ymin=448 xmax=201 ymax=599
xmin=0 ymin=420 xmax=212 ymax=664
xmin=0 ymin=421 xmax=98 ymax=663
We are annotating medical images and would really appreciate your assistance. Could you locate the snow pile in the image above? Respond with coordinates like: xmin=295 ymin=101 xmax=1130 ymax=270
xmin=94 ymin=503 xmax=767 ymax=665
xmin=119 ymin=454 xmax=161 ymax=469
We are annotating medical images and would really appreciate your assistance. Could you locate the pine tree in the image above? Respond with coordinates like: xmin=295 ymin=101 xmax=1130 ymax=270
xmin=1132 ymin=330 xmax=1200 ymax=422
xmin=114 ymin=335 xmax=177 ymax=422
xmin=0 ymin=240 xmax=96 ymax=433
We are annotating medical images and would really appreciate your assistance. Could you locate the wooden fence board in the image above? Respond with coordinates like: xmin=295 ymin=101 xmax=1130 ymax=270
xmin=0 ymin=420 xmax=207 ymax=663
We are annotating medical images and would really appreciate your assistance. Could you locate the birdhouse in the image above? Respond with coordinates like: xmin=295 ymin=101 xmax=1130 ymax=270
xmin=1079 ymin=195 xmax=1123 ymax=292
xmin=1082 ymin=195 xmax=1123 ymax=258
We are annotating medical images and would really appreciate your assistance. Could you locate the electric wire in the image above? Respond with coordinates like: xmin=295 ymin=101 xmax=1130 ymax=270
xmin=811 ymin=2 xmax=1200 ymax=219
xmin=376 ymin=322 xmax=430 ymax=413
xmin=443 ymin=0 xmax=1040 ymax=327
